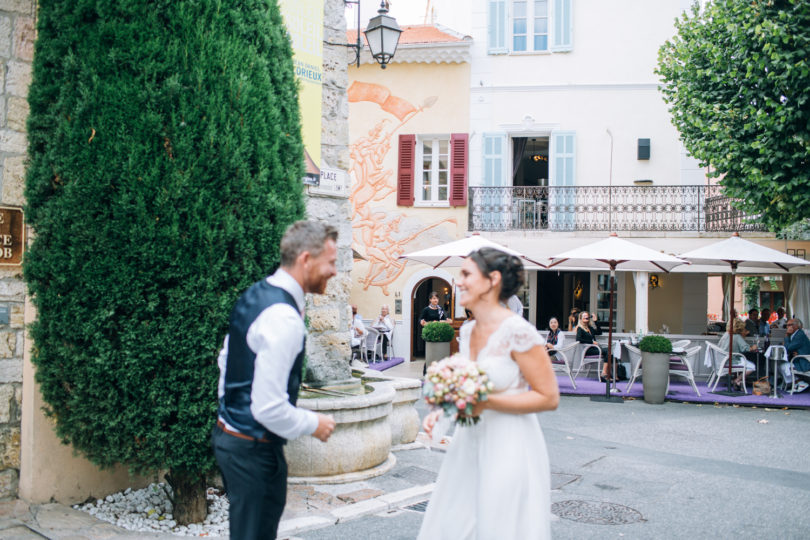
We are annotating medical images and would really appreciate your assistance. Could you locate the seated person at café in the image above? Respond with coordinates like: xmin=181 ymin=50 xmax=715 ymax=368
xmin=461 ymin=308 xmax=475 ymax=330
xmin=744 ymin=308 xmax=759 ymax=336
xmin=545 ymin=317 xmax=565 ymax=357
xmin=758 ymin=308 xmax=771 ymax=339
xmin=372 ymin=304 xmax=394 ymax=360
xmin=575 ymin=311 xmax=612 ymax=380
xmin=567 ymin=307 xmax=581 ymax=331
xmin=351 ymin=305 xmax=366 ymax=361
xmin=774 ymin=307 xmax=788 ymax=329
xmin=718 ymin=318 xmax=757 ymax=390
xmin=784 ymin=319 xmax=810 ymax=388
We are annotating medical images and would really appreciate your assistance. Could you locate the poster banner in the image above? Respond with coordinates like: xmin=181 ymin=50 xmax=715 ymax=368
xmin=278 ymin=0 xmax=323 ymax=184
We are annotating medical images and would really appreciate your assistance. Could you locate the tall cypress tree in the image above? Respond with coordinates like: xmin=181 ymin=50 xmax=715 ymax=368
xmin=24 ymin=0 xmax=304 ymax=522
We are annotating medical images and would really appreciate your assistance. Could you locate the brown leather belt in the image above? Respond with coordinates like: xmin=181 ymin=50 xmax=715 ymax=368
xmin=216 ymin=419 xmax=272 ymax=444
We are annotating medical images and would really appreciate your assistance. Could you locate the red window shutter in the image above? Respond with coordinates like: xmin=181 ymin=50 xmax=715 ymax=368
xmin=449 ymin=133 xmax=468 ymax=207
xmin=397 ymin=134 xmax=415 ymax=206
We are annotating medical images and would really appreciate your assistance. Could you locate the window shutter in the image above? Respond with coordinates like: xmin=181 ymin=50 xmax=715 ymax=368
xmin=397 ymin=134 xmax=415 ymax=206
xmin=551 ymin=0 xmax=573 ymax=51
xmin=551 ymin=131 xmax=576 ymax=186
xmin=487 ymin=0 xmax=507 ymax=54
xmin=550 ymin=131 xmax=576 ymax=230
xmin=449 ymin=133 xmax=468 ymax=207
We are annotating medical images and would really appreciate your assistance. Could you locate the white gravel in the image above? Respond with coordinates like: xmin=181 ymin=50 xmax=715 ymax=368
xmin=73 ymin=483 xmax=229 ymax=537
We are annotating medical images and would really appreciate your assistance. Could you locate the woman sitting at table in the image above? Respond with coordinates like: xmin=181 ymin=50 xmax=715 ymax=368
xmin=372 ymin=304 xmax=394 ymax=360
xmin=576 ymin=311 xmax=611 ymax=380
xmin=545 ymin=317 xmax=565 ymax=357
xmin=718 ymin=318 xmax=757 ymax=391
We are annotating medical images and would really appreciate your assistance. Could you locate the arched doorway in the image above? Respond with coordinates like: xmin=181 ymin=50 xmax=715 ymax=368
xmin=411 ymin=277 xmax=453 ymax=360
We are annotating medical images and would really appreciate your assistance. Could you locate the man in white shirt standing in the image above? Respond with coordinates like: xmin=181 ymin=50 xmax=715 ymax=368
xmin=212 ymin=221 xmax=338 ymax=540
xmin=507 ymin=294 xmax=523 ymax=316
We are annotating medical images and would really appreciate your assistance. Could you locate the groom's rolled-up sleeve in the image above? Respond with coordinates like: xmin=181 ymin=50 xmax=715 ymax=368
xmin=248 ymin=304 xmax=319 ymax=440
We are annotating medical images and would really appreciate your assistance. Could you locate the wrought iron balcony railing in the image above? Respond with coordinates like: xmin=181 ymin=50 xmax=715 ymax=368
xmin=468 ymin=185 xmax=766 ymax=233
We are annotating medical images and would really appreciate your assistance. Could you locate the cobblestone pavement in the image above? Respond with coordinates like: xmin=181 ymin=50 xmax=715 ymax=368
xmin=3 ymin=360 xmax=810 ymax=540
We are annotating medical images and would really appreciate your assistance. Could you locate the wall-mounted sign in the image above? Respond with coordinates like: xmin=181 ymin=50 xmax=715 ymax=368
xmin=0 ymin=207 xmax=24 ymax=266
xmin=308 ymin=167 xmax=349 ymax=198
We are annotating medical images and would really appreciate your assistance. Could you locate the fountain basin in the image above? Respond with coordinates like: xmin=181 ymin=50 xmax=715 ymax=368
xmin=286 ymin=379 xmax=395 ymax=481
xmin=355 ymin=370 xmax=422 ymax=447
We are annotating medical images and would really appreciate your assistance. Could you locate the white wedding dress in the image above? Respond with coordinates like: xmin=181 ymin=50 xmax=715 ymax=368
xmin=418 ymin=315 xmax=551 ymax=540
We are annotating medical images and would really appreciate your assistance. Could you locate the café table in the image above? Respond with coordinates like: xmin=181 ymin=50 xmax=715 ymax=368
xmin=763 ymin=345 xmax=788 ymax=399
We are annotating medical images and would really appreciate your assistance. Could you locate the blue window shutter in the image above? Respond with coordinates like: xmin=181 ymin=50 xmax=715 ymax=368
xmin=488 ymin=0 xmax=508 ymax=54
xmin=482 ymin=133 xmax=507 ymax=186
xmin=550 ymin=131 xmax=576 ymax=230
xmin=482 ymin=133 xmax=508 ymax=230
xmin=551 ymin=0 xmax=573 ymax=51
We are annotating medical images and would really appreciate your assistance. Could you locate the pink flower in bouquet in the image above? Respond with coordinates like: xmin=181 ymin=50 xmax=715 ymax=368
xmin=423 ymin=353 xmax=492 ymax=426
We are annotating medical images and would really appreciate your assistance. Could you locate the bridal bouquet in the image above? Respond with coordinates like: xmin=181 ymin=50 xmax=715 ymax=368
xmin=423 ymin=353 xmax=494 ymax=427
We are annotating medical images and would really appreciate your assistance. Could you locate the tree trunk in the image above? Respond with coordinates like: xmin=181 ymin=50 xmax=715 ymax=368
xmin=168 ymin=469 xmax=208 ymax=525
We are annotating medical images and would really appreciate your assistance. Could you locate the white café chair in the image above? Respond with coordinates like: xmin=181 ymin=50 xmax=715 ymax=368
xmin=769 ymin=327 xmax=786 ymax=346
xmin=573 ymin=342 xmax=604 ymax=380
xmin=363 ymin=327 xmax=385 ymax=364
xmin=788 ymin=355 xmax=810 ymax=394
xmin=550 ymin=342 xmax=578 ymax=390
xmin=623 ymin=344 xmax=644 ymax=393
xmin=705 ymin=342 xmax=748 ymax=393
xmin=668 ymin=345 xmax=702 ymax=396
xmin=671 ymin=339 xmax=691 ymax=350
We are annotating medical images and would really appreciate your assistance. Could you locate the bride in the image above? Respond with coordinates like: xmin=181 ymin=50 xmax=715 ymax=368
xmin=419 ymin=248 xmax=559 ymax=540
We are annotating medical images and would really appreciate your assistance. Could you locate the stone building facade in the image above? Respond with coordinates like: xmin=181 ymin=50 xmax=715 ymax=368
xmin=0 ymin=0 xmax=34 ymax=500
xmin=302 ymin=0 xmax=353 ymax=385
xmin=0 ymin=0 xmax=352 ymax=501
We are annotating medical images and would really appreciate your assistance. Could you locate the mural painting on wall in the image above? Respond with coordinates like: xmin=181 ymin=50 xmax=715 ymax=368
xmin=349 ymin=81 xmax=456 ymax=295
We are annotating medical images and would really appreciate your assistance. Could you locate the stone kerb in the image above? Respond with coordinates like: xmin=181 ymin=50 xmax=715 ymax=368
xmin=0 ymin=0 xmax=34 ymax=500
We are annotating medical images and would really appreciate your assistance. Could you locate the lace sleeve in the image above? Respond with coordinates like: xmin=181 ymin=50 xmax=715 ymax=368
xmin=499 ymin=316 xmax=545 ymax=353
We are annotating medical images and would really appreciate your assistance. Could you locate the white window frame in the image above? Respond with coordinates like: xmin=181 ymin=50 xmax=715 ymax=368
xmin=415 ymin=136 xmax=451 ymax=207
xmin=510 ymin=0 xmax=550 ymax=53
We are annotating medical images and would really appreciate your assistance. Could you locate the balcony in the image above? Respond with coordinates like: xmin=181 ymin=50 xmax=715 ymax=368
xmin=468 ymin=185 xmax=767 ymax=233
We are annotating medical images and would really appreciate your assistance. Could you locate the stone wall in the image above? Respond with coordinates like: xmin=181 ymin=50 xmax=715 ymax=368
xmin=303 ymin=0 xmax=353 ymax=385
xmin=0 ymin=0 xmax=33 ymax=500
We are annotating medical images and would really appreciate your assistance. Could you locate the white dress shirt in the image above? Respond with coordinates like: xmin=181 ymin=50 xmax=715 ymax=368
xmin=351 ymin=314 xmax=366 ymax=347
xmin=507 ymin=295 xmax=523 ymax=315
xmin=217 ymin=268 xmax=318 ymax=440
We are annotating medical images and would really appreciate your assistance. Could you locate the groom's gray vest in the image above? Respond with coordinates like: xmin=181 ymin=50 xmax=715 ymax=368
xmin=218 ymin=279 xmax=305 ymax=445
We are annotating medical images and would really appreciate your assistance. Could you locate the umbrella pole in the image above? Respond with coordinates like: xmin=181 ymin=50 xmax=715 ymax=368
xmin=712 ymin=263 xmax=745 ymax=397
xmin=591 ymin=266 xmax=622 ymax=403
xmin=607 ymin=269 xmax=616 ymax=397
xmin=727 ymin=265 xmax=736 ymax=392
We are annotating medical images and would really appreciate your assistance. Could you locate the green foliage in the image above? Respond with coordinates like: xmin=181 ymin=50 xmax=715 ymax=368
xmin=742 ymin=276 xmax=761 ymax=310
xmin=422 ymin=321 xmax=455 ymax=342
xmin=638 ymin=335 xmax=673 ymax=354
xmin=657 ymin=0 xmax=810 ymax=231
xmin=24 ymin=0 xmax=304 ymax=482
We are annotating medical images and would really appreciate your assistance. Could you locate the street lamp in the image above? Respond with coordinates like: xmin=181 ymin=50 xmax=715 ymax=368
xmin=363 ymin=1 xmax=402 ymax=69
xmin=342 ymin=1 xmax=402 ymax=69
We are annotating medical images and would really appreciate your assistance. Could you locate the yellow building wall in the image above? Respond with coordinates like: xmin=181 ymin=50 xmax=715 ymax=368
xmin=348 ymin=60 xmax=470 ymax=332
xmin=647 ymin=273 xmax=686 ymax=335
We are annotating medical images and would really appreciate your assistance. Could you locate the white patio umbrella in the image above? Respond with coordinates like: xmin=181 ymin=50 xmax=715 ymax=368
xmin=549 ymin=233 xmax=688 ymax=401
xmin=679 ymin=232 xmax=810 ymax=395
xmin=399 ymin=234 xmax=548 ymax=269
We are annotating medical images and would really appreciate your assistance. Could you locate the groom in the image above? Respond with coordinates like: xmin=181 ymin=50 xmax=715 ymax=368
xmin=212 ymin=220 xmax=338 ymax=540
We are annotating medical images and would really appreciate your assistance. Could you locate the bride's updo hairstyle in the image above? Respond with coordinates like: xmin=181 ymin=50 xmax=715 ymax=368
xmin=469 ymin=247 xmax=525 ymax=302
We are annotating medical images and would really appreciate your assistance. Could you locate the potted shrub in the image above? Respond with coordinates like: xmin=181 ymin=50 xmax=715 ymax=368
xmin=638 ymin=335 xmax=672 ymax=404
xmin=422 ymin=321 xmax=455 ymax=368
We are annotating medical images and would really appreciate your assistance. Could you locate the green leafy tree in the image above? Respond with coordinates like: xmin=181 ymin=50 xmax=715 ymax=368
xmin=24 ymin=0 xmax=304 ymax=523
xmin=657 ymin=0 xmax=810 ymax=231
